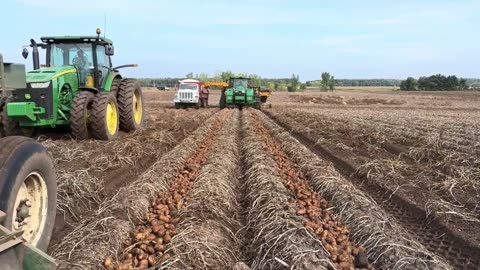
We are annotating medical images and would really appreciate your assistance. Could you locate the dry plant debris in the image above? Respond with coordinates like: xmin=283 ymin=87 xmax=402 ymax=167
xmin=248 ymin=109 xmax=372 ymax=270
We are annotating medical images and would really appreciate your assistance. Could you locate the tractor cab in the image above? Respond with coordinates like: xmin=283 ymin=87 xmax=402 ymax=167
xmin=228 ymin=77 xmax=250 ymax=89
xmin=22 ymin=28 xmax=116 ymax=91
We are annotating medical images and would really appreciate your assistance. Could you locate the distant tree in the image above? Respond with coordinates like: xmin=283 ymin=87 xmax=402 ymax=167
xmin=400 ymin=77 xmax=417 ymax=91
xmin=329 ymin=76 xmax=336 ymax=91
xmin=321 ymin=72 xmax=332 ymax=91
xmin=459 ymin=78 xmax=468 ymax=90
xmin=289 ymin=73 xmax=300 ymax=92
xmin=221 ymin=71 xmax=235 ymax=81
xmin=266 ymin=81 xmax=275 ymax=90
xmin=185 ymin=72 xmax=194 ymax=79
xmin=300 ymin=83 xmax=307 ymax=90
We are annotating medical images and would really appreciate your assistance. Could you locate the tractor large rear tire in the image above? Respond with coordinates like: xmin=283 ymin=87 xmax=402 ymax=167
xmin=0 ymin=136 xmax=56 ymax=251
xmin=117 ymin=79 xmax=144 ymax=132
xmin=70 ymin=91 xmax=95 ymax=140
xmin=110 ymin=78 xmax=122 ymax=95
xmin=219 ymin=92 xmax=226 ymax=109
xmin=90 ymin=92 xmax=120 ymax=140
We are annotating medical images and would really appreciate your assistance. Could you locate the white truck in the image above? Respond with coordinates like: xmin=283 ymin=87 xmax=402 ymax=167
xmin=173 ymin=79 xmax=208 ymax=109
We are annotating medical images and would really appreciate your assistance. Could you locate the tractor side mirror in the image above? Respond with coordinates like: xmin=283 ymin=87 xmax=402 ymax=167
xmin=22 ymin=48 xmax=29 ymax=59
xmin=105 ymin=45 xmax=114 ymax=56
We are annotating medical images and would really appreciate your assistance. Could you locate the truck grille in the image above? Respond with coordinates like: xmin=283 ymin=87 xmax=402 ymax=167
xmin=179 ymin=92 xmax=193 ymax=99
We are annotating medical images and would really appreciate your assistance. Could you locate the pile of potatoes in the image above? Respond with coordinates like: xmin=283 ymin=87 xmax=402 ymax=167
xmin=105 ymin=120 xmax=222 ymax=270
xmin=251 ymin=113 xmax=372 ymax=270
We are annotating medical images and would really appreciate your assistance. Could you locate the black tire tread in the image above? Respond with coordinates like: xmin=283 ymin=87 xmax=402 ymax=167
xmin=117 ymin=78 xmax=143 ymax=132
xmin=90 ymin=92 xmax=119 ymax=140
xmin=70 ymin=91 xmax=94 ymax=139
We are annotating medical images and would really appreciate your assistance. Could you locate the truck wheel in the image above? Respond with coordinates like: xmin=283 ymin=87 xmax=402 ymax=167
xmin=0 ymin=136 xmax=56 ymax=251
xmin=90 ymin=92 xmax=119 ymax=140
xmin=174 ymin=103 xmax=180 ymax=109
xmin=70 ymin=91 xmax=94 ymax=140
xmin=117 ymin=79 xmax=144 ymax=132
xmin=219 ymin=92 xmax=226 ymax=109
xmin=195 ymin=101 xmax=200 ymax=109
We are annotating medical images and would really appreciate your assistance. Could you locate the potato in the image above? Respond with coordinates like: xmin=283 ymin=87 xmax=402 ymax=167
xmin=135 ymin=233 xmax=145 ymax=241
xmin=297 ymin=207 xmax=306 ymax=215
xmin=138 ymin=259 xmax=149 ymax=269
xmin=104 ymin=257 xmax=112 ymax=268
xmin=146 ymin=246 xmax=155 ymax=254
xmin=154 ymin=243 xmax=165 ymax=252
xmin=163 ymin=233 xmax=172 ymax=244
xmin=148 ymin=255 xmax=156 ymax=266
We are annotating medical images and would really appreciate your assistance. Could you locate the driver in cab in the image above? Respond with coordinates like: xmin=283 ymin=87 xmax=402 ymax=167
xmin=73 ymin=50 xmax=89 ymax=85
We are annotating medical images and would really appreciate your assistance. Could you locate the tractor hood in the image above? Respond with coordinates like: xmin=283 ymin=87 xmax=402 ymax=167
xmin=26 ymin=66 xmax=77 ymax=83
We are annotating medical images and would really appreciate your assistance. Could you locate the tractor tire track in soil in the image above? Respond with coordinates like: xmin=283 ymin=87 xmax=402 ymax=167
xmin=264 ymin=110 xmax=480 ymax=270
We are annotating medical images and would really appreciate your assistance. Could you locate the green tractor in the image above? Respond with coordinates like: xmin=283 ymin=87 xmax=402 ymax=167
xmin=219 ymin=77 xmax=271 ymax=109
xmin=219 ymin=77 xmax=256 ymax=109
xmin=1 ymin=28 xmax=144 ymax=140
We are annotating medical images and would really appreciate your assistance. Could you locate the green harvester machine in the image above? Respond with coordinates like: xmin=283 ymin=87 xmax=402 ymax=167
xmin=1 ymin=28 xmax=144 ymax=140
xmin=0 ymin=54 xmax=58 ymax=269
xmin=219 ymin=77 xmax=271 ymax=109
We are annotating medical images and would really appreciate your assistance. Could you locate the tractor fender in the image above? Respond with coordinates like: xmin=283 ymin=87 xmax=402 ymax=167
xmin=103 ymin=72 xmax=122 ymax=91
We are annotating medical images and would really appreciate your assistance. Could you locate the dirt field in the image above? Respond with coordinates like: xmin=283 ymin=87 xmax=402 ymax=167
xmin=41 ymin=88 xmax=480 ymax=270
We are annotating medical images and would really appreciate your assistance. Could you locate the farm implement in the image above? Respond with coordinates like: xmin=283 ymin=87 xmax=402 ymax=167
xmin=1 ymin=28 xmax=144 ymax=140
xmin=1 ymin=54 xmax=58 ymax=269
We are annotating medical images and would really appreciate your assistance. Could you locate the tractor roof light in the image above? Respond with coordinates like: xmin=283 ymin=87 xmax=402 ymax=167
xmin=96 ymin=28 xmax=101 ymax=36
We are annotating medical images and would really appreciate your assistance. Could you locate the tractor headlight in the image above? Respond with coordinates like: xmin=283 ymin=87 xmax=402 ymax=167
xmin=30 ymin=81 xmax=51 ymax=88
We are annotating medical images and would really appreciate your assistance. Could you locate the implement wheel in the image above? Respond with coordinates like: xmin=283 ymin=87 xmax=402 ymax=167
xmin=0 ymin=136 xmax=56 ymax=251
xmin=90 ymin=92 xmax=120 ymax=140
xmin=117 ymin=79 xmax=144 ymax=132
xmin=70 ymin=91 xmax=95 ymax=139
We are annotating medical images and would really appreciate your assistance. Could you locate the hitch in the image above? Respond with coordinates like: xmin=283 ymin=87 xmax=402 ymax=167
xmin=0 ymin=211 xmax=57 ymax=270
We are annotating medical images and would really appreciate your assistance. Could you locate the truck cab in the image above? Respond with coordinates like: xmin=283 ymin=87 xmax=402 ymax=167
xmin=174 ymin=79 xmax=204 ymax=109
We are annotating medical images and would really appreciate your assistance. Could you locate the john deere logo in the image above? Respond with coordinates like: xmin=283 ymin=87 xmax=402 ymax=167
xmin=25 ymin=94 xmax=32 ymax=100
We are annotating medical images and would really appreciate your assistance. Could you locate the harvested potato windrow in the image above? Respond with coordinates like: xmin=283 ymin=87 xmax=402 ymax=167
xmin=248 ymin=109 xmax=373 ymax=270
xmin=107 ymin=114 xmax=226 ymax=270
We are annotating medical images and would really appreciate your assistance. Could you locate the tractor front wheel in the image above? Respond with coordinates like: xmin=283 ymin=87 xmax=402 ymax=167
xmin=0 ymin=99 xmax=34 ymax=137
xmin=70 ymin=91 xmax=95 ymax=140
xmin=0 ymin=136 xmax=56 ymax=251
xmin=117 ymin=79 xmax=144 ymax=132
xmin=90 ymin=92 xmax=120 ymax=140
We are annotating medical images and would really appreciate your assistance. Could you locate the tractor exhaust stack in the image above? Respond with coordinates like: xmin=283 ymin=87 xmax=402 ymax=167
xmin=30 ymin=39 xmax=40 ymax=70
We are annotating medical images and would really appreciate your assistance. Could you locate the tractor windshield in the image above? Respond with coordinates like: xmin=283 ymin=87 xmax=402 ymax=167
xmin=50 ymin=43 xmax=93 ymax=68
xmin=50 ymin=43 xmax=93 ymax=85
xmin=232 ymin=79 xmax=249 ymax=88
xmin=179 ymin=84 xmax=198 ymax=90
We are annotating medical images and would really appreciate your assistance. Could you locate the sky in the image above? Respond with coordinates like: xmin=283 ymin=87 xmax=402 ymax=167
xmin=1 ymin=0 xmax=479 ymax=80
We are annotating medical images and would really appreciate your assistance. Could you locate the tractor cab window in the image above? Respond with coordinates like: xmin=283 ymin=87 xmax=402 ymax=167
xmin=233 ymin=79 xmax=249 ymax=88
xmin=50 ymin=43 xmax=93 ymax=85
xmin=95 ymin=45 xmax=109 ymax=69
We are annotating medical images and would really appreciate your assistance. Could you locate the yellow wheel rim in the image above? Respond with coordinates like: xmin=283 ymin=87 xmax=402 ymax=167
xmin=106 ymin=100 xmax=118 ymax=135
xmin=133 ymin=89 xmax=143 ymax=124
